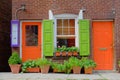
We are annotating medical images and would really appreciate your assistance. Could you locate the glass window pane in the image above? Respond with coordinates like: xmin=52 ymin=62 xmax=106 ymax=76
xmin=63 ymin=19 xmax=68 ymax=28
xmin=25 ymin=25 xmax=38 ymax=46
xmin=69 ymin=19 xmax=75 ymax=27
xmin=57 ymin=38 xmax=75 ymax=47
xmin=57 ymin=19 xmax=62 ymax=27
xmin=70 ymin=28 xmax=75 ymax=35
xmin=57 ymin=28 xmax=62 ymax=35
xmin=63 ymin=28 xmax=68 ymax=35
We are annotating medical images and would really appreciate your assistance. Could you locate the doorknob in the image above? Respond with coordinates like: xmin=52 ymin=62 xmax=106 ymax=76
xmin=99 ymin=48 xmax=107 ymax=51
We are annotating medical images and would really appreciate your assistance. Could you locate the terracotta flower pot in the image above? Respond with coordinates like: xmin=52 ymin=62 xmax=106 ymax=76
xmin=9 ymin=64 xmax=21 ymax=74
xmin=53 ymin=69 xmax=58 ymax=73
xmin=55 ymin=52 xmax=61 ymax=57
xmin=67 ymin=52 xmax=72 ymax=56
xmin=84 ymin=67 xmax=93 ymax=74
xmin=41 ymin=65 xmax=50 ymax=73
xmin=62 ymin=52 xmax=67 ymax=56
xmin=27 ymin=67 xmax=40 ymax=73
xmin=73 ymin=66 xmax=81 ymax=74
xmin=72 ymin=52 xmax=78 ymax=56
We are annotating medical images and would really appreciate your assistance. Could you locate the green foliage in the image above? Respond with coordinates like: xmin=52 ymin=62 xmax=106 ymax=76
xmin=118 ymin=60 xmax=120 ymax=64
xmin=21 ymin=60 xmax=38 ymax=72
xmin=8 ymin=52 xmax=21 ymax=65
xmin=55 ymin=47 xmax=61 ymax=52
xmin=81 ymin=57 xmax=96 ymax=68
xmin=66 ymin=47 xmax=72 ymax=52
xmin=71 ymin=47 xmax=78 ymax=52
xmin=68 ymin=57 xmax=83 ymax=67
xmin=63 ymin=60 xmax=72 ymax=74
xmin=60 ymin=46 xmax=67 ymax=52
xmin=36 ymin=58 xmax=51 ymax=68
xmin=51 ymin=62 xmax=65 ymax=72
xmin=55 ymin=46 xmax=79 ymax=52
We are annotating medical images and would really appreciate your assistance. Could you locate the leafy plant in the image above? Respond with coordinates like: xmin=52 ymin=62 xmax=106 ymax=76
xmin=63 ymin=60 xmax=72 ymax=74
xmin=71 ymin=47 xmax=78 ymax=52
xmin=8 ymin=51 xmax=21 ymax=65
xmin=81 ymin=57 xmax=96 ymax=68
xmin=118 ymin=60 xmax=120 ymax=65
xmin=36 ymin=58 xmax=51 ymax=68
xmin=51 ymin=62 xmax=65 ymax=72
xmin=68 ymin=57 xmax=83 ymax=67
xmin=21 ymin=60 xmax=38 ymax=72
xmin=60 ymin=45 xmax=67 ymax=52
xmin=55 ymin=47 xmax=61 ymax=52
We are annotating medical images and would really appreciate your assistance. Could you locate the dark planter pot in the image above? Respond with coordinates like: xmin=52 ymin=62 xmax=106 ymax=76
xmin=73 ymin=66 xmax=81 ymax=74
xmin=9 ymin=64 xmax=21 ymax=74
xmin=41 ymin=65 xmax=50 ymax=73
xmin=84 ymin=67 xmax=93 ymax=74
xmin=27 ymin=67 xmax=40 ymax=73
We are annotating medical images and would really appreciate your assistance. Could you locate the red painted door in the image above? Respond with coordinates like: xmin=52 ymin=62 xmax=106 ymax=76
xmin=22 ymin=22 xmax=42 ymax=62
xmin=92 ymin=21 xmax=113 ymax=70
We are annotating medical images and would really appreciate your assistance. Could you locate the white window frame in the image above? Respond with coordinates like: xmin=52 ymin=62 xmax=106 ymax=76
xmin=54 ymin=14 xmax=79 ymax=47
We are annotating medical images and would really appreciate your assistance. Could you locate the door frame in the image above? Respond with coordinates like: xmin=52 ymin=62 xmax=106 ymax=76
xmin=91 ymin=20 xmax=115 ymax=71
xmin=20 ymin=20 xmax=43 ymax=59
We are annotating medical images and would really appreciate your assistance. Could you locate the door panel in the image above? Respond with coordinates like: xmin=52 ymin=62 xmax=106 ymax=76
xmin=22 ymin=22 xmax=42 ymax=62
xmin=92 ymin=21 xmax=113 ymax=70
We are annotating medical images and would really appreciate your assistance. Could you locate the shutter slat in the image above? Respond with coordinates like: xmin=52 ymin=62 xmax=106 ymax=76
xmin=43 ymin=20 xmax=54 ymax=56
xmin=79 ymin=20 xmax=90 ymax=56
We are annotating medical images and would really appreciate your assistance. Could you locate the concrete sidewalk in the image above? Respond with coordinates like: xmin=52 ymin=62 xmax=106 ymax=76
xmin=0 ymin=72 xmax=120 ymax=80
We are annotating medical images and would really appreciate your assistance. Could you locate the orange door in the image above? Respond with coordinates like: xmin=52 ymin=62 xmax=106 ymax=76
xmin=22 ymin=22 xmax=42 ymax=62
xmin=92 ymin=21 xmax=113 ymax=70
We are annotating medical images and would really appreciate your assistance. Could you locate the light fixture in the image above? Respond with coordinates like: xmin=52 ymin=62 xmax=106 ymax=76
xmin=15 ymin=4 xmax=26 ymax=19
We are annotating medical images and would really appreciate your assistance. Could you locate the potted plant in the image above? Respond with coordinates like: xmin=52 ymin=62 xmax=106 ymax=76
xmin=51 ymin=62 xmax=64 ymax=73
xmin=60 ymin=46 xmax=67 ymax=56
xmin=8 ymin=51 xmax=22 ymax=74
xmin=22 ymin=60 xmax=40 ymax=73
xmin=68 ymin=57 xmax=83 ymax=74
xmin=71 ymin=47 xmax=79 ymax=56
xmin=67 ymin=47 xmax=72 ymax=56
xmin=36 ymin=58 xmax=51 ymax=73
xmin=55 ymin=48 xmax=61 ymax=57
xmin=81 ymin=57 xmax=96 ymax=74
xmin=118 ymin=60 xmax=120 ymax=68
xmin=63 ymin=60 xmax=72 ymax=74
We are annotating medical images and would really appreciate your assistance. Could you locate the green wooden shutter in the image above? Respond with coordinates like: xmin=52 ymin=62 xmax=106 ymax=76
xmin=43 ymin=20 xmax=54 ymax=56
xmin=79 ymin=19 xmax=90 ymax=56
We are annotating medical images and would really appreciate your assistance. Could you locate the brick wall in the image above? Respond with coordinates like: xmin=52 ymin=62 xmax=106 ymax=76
xmin=12 ymin=0 xmax=120 ymax=70
xmin=0 ymin=0 xmax=12 ymax=72
xmin=114 ymin=0 xmax=120 ymax=69
xmin=12 ymin=0 xmax=115 ymax=20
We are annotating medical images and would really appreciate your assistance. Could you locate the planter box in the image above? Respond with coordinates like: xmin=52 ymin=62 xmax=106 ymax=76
xmin=9 ymin=64 xmax=21 ymax=74
xmin=84 ymin=67 xmax=93 ymax=74
xmin=73 ymin=66 xmax=81 ymax=74
xmin=27 ymin=67 xmax=40 ymax=73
